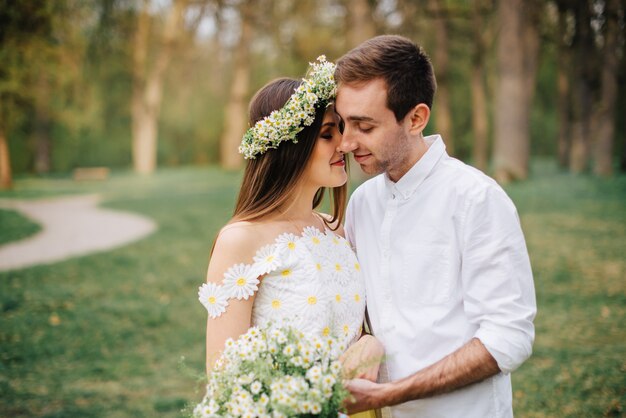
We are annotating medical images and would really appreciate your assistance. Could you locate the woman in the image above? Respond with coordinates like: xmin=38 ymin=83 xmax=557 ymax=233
xmin=198 ymin=57 xmax=382 ymax=416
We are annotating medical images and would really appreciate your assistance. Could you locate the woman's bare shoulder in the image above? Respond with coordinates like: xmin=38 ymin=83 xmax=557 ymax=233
xmin=214 ymin=221 xmax=264 ymax=257
xmin=213 ymin=220 xmax=288 ymax=261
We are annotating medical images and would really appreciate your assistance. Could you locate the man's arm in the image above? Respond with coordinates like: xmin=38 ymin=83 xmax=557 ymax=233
xmin=345 ymin=338 xmax=499 ymax=413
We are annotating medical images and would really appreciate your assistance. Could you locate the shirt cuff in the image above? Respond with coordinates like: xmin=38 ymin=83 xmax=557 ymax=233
xmin=475 ymin=325 xmax=534 ymax=375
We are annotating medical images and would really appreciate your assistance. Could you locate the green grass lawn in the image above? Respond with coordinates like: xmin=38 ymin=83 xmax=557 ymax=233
xmin=0 ymin=163 xmax=625 ymax=417
xmin=0 ymin=209 xmax=42 ymax=246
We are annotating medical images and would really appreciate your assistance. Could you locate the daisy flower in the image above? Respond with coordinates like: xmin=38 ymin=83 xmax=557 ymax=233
xmin=222 ymin=263 xmax=259 ymax=300
xmin=198 ymin=282 xmax=229 ymax=318
xmin=301 ymin=226 xmax=326 ymax=250
xmin=329 ymin=258 xmax=351 ymax=285
xmin=253 ymin=244 xmax=282 ymax=275
xmin=275 ymin=233 xmax=305 ymax=263
xmin=294 ymin=282 xmax=327 ymax=318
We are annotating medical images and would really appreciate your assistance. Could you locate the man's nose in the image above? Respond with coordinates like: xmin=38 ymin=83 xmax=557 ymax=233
xmin=339 ymin=127 xmax=357 ymax=153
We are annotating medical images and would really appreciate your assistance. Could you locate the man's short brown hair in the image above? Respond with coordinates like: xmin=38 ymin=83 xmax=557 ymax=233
xmin=335 ymin=35 xmax=436 ymax=121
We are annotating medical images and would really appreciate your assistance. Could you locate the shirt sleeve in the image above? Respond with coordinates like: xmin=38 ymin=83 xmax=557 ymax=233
xmin=344 ymin=192 xmax=357 ymax=249
xmin=460 ymin=185 xmax=537 ymax=374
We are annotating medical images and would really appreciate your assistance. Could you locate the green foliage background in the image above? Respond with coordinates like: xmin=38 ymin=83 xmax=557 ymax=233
xmin=3 ymin=1 xmax=624 ymax=174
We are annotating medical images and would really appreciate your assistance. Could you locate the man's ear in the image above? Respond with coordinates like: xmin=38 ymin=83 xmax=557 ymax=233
xmin=406 ymin=103 xmax=430 ymax=135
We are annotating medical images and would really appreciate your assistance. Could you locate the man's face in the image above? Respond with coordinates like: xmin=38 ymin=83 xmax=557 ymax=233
xmin=335 ymin=78 xmax=413 ymax=176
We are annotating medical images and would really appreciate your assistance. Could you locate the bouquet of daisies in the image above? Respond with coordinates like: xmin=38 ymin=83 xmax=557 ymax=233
xmin=192 ymin=324 xmax=348 ymax=418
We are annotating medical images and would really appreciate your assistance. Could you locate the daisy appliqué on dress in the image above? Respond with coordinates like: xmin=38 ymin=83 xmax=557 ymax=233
xmin=198 ymin=226 xmax=366 ymax=346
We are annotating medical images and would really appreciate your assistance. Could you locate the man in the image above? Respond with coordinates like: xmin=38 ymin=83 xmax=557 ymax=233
xmin=335 ymin=35 xmax=537 ymax=417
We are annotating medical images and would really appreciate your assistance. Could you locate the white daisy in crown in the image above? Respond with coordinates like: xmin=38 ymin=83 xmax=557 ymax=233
xmin=238 ymin=56 xmax=336 ymax=159
xmin=222 ymin=263 xmax=260 ymax=300
xmin=198 ymin=282 xmax=229 ymax=319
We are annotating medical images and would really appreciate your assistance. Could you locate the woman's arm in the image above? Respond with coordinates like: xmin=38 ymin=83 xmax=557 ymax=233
xmin=204 ymin=224 xmax=263 ymax=374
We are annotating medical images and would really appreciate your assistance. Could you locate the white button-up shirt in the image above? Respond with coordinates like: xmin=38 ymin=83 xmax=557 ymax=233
xmin=345 ymin=135 xmax=536 ymax=418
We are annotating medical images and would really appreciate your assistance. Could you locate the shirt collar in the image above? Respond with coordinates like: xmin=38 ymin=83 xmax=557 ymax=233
xmin=383 ymin=135 xmax=446 ymax=200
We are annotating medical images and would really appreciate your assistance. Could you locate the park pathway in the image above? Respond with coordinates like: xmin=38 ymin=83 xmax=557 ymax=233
xmin=0 ymin=194 xmax=157 ymax=272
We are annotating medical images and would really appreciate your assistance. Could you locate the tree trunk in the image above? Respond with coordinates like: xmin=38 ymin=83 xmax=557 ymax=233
xmin=556 ymin=4 xmax=571 ymax=169
xmin=347 ymin=0 xmax=376 ymax=48
xmin=220 ymin=3 xmax=253 ymax=170
xmin=430 ymin=0 xmax=454 ymax=155
xmin=569 ymin=1 xmax=593 ymax=173
xmin=471 ymin=0 xmax=489 ymax=172
xmin=34 ymin=74 xmax=52 ymax=174
xmin=621 ymin=12 xmax=626 ymax=173
xmin=344 ymin=0 xmax=376 ymax=183
xmin=132 ymin=0 xmax=186 ymax=175
xmin=0 ymin=123 xmax=12 ymax=190
xmin=210 ymin=1 xmax=226 ymax=96
xmin=593 ymin=0 xmax=619 ymax=176
xmin=493 ymin=0 xmax=539 ymax=183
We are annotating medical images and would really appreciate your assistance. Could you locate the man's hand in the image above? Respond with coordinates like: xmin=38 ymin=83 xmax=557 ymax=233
xmin=344 ymin=378 xmax=389 ymax=414
xmin=344 ymin=338 xmax=501 ymax=413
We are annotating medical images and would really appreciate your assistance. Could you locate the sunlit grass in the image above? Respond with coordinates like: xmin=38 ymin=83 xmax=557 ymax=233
xmin=505 ymin=164 xmax=626 ymax=417
xmin=0 ymin=163 xmax=624 ymax=417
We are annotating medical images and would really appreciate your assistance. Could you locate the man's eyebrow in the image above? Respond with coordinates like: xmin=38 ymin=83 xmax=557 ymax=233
xmin=333 ymin=109 xmax=375 ymax=123
xmin=346 ymin=115 xmax=375 ymax=123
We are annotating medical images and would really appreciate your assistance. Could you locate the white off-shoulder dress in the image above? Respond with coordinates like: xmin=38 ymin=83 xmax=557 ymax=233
xmin=199 ymin=226 xmax=366 ymax=346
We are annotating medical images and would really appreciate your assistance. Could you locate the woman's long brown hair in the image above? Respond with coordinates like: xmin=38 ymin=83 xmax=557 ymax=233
xmin=231 ymin=77 xmax=347 ymax=229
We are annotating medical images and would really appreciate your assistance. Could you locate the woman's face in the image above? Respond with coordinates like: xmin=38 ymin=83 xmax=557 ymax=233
xmin=303 ymin=106 xmax=347 ymax=189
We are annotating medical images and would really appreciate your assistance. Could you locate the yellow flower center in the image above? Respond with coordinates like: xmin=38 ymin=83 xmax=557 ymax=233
xmin=355 ymin=263 xmax=360 ymax=271
xmin=315 ymin=263 xmax=322 ymax=271
xmin=266 ymin=255 xmax=274 ymax=262
xmin=332 ymin=238 xmax=339 ymax=245
xmin=307 ymin=296 xmax=317 ymax=305
xmin=335 ymin=294 xmax=341 ymax=302
xmin=354 ymin=294 xmax=360 ymax=302
xmin=312 ymin=237 xmax=320 ymax=245
xmin=322 ymin=327 xmax=330 ymax=336
xmin=335 ymin=264 xmax=342 ymax=271
xmin=271 ymin=299 xmax=281 ymax=309
xmin=208 ymin=296 xmax=216 ymax=304
xmin=288 ymin=242 xmax=296 ymax=250
xmin=343 ymin=325 xmax=349 ymax=335
xmin=236 ymin=277 xmax=246 ymax=286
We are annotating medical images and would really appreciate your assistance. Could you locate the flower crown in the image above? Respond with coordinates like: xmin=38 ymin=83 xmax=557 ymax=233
xmin=239 ymin=56 xmax=337 ymax=159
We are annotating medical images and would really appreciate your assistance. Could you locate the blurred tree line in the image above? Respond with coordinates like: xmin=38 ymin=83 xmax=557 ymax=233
xmin=0 ymin=0 xmax=624 ymax=189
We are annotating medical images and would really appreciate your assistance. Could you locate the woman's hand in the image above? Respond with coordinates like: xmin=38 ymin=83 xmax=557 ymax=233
xmin=340 ymin=334 xmax=385 ymax=382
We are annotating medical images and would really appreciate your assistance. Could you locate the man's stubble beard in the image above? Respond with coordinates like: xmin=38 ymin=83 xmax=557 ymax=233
xmin=370 ymin=130 xmax=413 ymax=177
